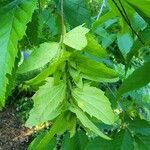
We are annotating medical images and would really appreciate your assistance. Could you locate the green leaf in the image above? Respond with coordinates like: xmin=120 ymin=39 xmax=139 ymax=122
xmin=73 ymin=131 xmax=89 ymax=150
xmin=85 ymin=137 xmax=110 ymax=150
xmin=63 ymin=0 xmax=91 ymax=27
xmin=18 ymin=42 xmax=61 ymax=74
xmin=129 ymin=86 xmax=150 ymax=111
xmin=0 ymin=0 xmax=36 ymax=109
xmin=117 ymin=33 xmax=133 ymax=56
xmin=26 ymin=51 xmax=71 ymax=87
xmin=111 ymin=130 xmax=134 ymax=150
xmin=25 ymin=11 xmax=40 ymax=47
xmin=85 ymin=130 xmax=134 ymax=150
xmin=131 ymin=13 xmax=147 ymax=32
xmin=84 ymin=34 xmax=107 ymax=58
xmin=71 ymin=54 xmax=118 ymax=82
xmin=26 ymin=78 xmax=66 ymax=127
xmin=26 ymin=61 xmax=59 ymax=87
xmin=61 ymin=131 xmax=89 ymax=150
xmin=126 ymin=26 xmax=150 ymax=63
xmin=28 ymin=112 xmax=73 ymax=150
xmin=128 ymin=119 xmax=150 ymax=136
xmin=70 ymin=106 xmax=110 ymax=140
xmin=134 ymin=134 xmax=150 ymax=150
xmin=63 ymin=25 xmax=89 ymax=50
xmin=72 ymin=85 xmax=115 ymax=125
xmin=127 ymin=0 xmax=150 ymax=24
xmin=92 ymin=11 xmax=115 ymax=29
xmin=28 ymin=133 xmax=56 ymax=150
xmin=118 ymin=62 xmax=150 ymax=97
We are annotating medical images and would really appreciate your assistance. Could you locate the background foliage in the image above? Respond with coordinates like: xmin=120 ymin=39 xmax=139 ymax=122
xmin=0 ymin=0 xmax=150 ymax=149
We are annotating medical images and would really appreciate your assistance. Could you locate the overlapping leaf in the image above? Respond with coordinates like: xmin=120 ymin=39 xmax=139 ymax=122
xmin=72 ymin=85 xmax=115 ymax=125
xmin=18 ymin=42 xmax=61 ymax=74
xmin=26 ymin=78 xmax=66 ymax=127
xmin=84 ymin=34 xmax=107 ymax=58
xmin=28 ymin=133 xmax=56 ymax=150
xmin=71 ymin=54 xmax=118 ymax=82
xmin=70 ymin=106 xmax=110 ymax=140
xmin=63 ymin=25 xmax=89 ymax=50
xmin=26 ymin=51 xmax=71 ymax=87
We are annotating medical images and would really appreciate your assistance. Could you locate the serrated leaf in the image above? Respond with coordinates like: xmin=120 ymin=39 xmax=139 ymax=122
xmin=63 ymin=25 xmax=89 ymax=50
xmin=71 ymin=54 xmax=118 ymax=82
xmin=70 ymin=106 xmax=110 ymax=140
xmin=26 ymin=78 xmax=66 ymax=127
xmin=72 ymin=85 xmax=115 ymax=125
xmin=118 ymin=62 xmax=150 ymax=97
xmin=84 ymin=34 xmax=107 ymax=58
xmin=0 ymin=0 xmax=36 ymax=109
xmin=18 ymin=42 xmax=61 ymax=74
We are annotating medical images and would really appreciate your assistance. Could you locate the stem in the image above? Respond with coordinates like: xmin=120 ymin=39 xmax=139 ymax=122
xmin=96 ymin=0 xmax=106 ymax=20
xmin=60 ymin=0 xmax=72 ymax=102
xmin=60 ymin=0 xmax=64 ymax=42
xmin=118 ymin=0 xmax=130 ymax=25
xmin=65 ymin=61 xmax=72 ymax=101
xmin=112 ymin=0 xmax=144 ymax=45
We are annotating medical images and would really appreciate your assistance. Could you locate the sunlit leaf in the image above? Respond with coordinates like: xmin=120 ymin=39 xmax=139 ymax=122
xmin=26 ymin=78 xmax=66 ymax=127
xmin=63 ymin=25 xmax=89 ymax=50
xmin=18 ymin=42 xmax=61 ymax=74
xmin=70 ymin=106 xmax=111 ymax=140
xmin=72 ymin=85 xmax=115 ymax=125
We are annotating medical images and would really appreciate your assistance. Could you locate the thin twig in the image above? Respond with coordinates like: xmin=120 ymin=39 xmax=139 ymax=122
xmin=112 ymin=0 xmax=144 ymax=45
xmin=96 ymin=0 xmax=107 ymax=20
xmin=60 ymin=0 xmax=64 ymax=42
xmin=118 ymin=0 xmax=130 ymax=25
